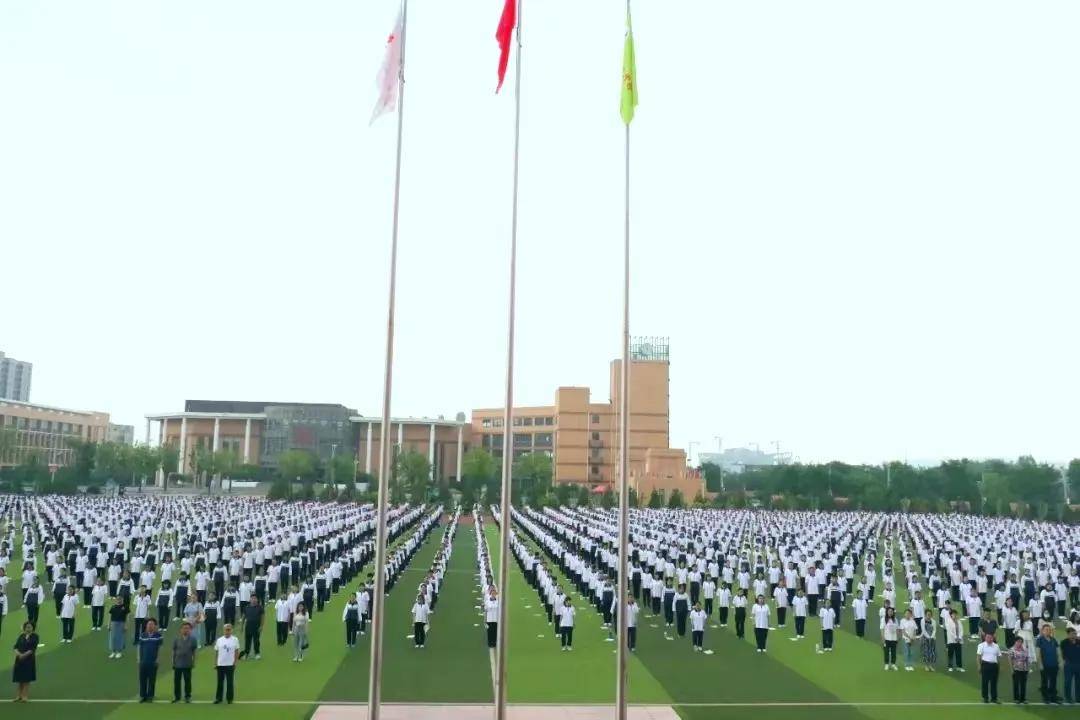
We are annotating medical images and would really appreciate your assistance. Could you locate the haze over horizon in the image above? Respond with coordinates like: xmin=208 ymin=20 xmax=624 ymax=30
xmin=2 ymin=1 xmax=1077 ymax=467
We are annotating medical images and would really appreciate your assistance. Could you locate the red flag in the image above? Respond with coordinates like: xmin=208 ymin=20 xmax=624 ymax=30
xmin=495 ymin=0 xmax=516 ymax=92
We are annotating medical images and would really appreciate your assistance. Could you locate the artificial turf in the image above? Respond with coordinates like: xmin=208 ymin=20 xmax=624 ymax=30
xmin=1 ymin=510 xmax=1075 ymax=720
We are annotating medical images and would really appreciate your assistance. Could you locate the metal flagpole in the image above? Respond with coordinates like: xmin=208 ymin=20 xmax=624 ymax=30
xmin=615 ymin=2 xmax=632 ymax=717
xmin=495 ymin=2 xmax=523 ymax=719
xmin=368 ymin=0 xmax=409 ymax=718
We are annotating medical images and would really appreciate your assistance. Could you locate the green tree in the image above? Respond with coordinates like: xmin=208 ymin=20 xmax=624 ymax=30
xmin=0 ymin=424 xmax=16 ymax=466
xmin=329 ymin=452 xmax=356 ymax=487
xmin=513 ymin=452 xmax=553 ymax=503
xmin=600 ymin=488 xmax=615 ymax=509
xmin=575 ymin=484 xmax=591 ymax=507
xmin=190 ymin=445 xmax=216 ymax=489
xmin=267 ymin=476 xmax=291 ymax=500
xmin=279 ymin=449 xmax=316 ymax=482
xmin=1067 ymin=459 xmax=1080 ymax=503
xmin=700 ymin=462 xmax=725 ymax=493
xmin=462 ymin=449 xmax=497 ymax=502
xmin=647 ymin=488 xmax=664 ymax=509
xmin=396 ymin=450 xmax=431 ymax=503
xmin=667 ymin=489 xmax=685 ymax=509
xmin=158 ymin=444 xmax=179 ymax=493
xmin=214 ymin=448 xmax=240 ymax=491
xmin=628 ymin=487 xmax=639 ymax=508
xmin=554 ymin=483 xmax=573 ymax=507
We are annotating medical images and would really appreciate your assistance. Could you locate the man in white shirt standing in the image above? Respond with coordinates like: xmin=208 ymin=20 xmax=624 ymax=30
xmin=976 ymin=632 xmax=1002 ymax=704
xmin=213 ymin=624 xmax=240 ymax=705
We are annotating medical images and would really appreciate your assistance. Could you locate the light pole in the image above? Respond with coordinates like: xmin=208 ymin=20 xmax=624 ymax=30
xmin=688 ymin=441 xmax=699 ymax=467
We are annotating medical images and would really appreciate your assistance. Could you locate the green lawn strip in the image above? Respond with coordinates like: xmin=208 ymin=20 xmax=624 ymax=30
xmin=316 ymin=515 xmax=492 ymax=703
xmin=496 ymin=518 xmax=872 ymax=708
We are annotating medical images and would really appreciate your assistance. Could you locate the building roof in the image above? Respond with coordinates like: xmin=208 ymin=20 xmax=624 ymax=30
xmin=0 ymin=398 xmax=107 ymax=418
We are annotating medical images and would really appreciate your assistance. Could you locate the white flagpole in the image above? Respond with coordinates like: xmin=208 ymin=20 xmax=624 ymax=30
xmin=368 ymin=0 xmax=408 ymax=718
xmin=494 ymin=1 xmax=523 ymax=719
xmin=615 ymin=2 xmax=632 ymax=718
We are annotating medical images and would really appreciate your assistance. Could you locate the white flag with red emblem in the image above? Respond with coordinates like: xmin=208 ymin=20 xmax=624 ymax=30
xmin=371 ymin=11 xmax=403 ymax=125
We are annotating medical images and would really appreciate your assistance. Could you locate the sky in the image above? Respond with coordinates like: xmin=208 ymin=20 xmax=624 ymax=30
xmin=1 ymin=1 xmax=1078 ymax=467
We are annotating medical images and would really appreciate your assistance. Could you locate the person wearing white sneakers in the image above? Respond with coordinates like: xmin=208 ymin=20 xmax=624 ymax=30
xmin=90 ymin=578 xmax=108 ymax=631
xmin=410 ymin=593 xmax=429 ymax=648
xmin=818 ymin=604 xmax=836 ymax=653
xmin=881 ymin=606 xmax=899 ymax=670
xmin=292 ymin=602 xmax=310 ymax=661
xmin=945 ymin=607 xmax=966 ymax=672
xmin=59 ymin=585 xmax=79 ymax=643
xmin=689 ymin=602 xmax=707 ymax=653
xmin=751 ymin=594 xmax=770 ymax=652
xmin=107 ymin=595 xmax=129 ymax=658
xmin=791 ymin=588 xmax=808 ymax=640
xmin=921 ymin=615 xmax=938 ymax=671
xmin=558 ymin=596 xmax=575 ymax=651
xmin=900 ymin=609 xmax=919 ymax=670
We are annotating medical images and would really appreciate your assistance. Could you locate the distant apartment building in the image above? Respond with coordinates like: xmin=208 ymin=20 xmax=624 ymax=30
xmin=0 ymin=351 xmax=32 ymax=402
xmin=0 ymin=399 xmax=110 ymax=467
xmin=107 ymin=423 xmax=135 ymax=446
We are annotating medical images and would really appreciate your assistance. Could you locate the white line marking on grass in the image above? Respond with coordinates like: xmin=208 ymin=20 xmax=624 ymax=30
xmin=20 ymin=701 xmax=1073 ymax=708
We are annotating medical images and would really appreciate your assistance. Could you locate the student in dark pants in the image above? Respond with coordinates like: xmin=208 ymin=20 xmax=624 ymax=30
xmin=138 ymin=620 xmax=164 ymax=703
xmin=343 ymin=596 xmax=361 ymax=648
xmin=1005 ymin=637 xmax=1031 ymax=704
xmin=1035 ymin=625 xmax=1061 ymax=704
xmin=242 ymin=596 xmax=264 ymax=659
xmin=171 ymin=621 xmax=197 ymax=704
xmin=977 ymin=634 xmax=1002 ymax=704
xmin=484 ymin=589 xmax=499 ymax=649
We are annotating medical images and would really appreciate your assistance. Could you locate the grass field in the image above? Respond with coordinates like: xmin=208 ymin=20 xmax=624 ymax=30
xmin=1 ymin=511 xmax=1074 ymax=719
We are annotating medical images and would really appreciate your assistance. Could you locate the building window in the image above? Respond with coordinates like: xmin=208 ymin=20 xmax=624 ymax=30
xmin=493 ymin=418 xmax=504 ymax=428
xmin=545 ymin=417 xmax=555 ymax=426
xmin=522 ymin=417 xmax=533 ymax=426
xmin=591 ymin=414 xmax=600 ymax=424
xmin=535 ymin=433 xmax=553 ymax=447
xmin=482 ymin=419 xmax=492 ymax=428
xmin=512 ymin=417 xmax=522 ymax=427
xmin=591 ymin=464 xmax=599 ymax=474
xmin=591 ymin=432 xmax=600 ymax=442
xmin=513 ymin=433 xmax=531 ymax=448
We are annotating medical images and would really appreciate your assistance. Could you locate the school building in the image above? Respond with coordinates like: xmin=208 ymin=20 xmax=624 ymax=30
xmin=143 ymin=340 xmax=701 ymax=496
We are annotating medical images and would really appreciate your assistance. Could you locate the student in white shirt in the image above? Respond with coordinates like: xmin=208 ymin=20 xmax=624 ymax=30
xmin=791 ymin=589 xmax=809 ymax=640
xmin=625 ymin=597 xmax=640 ymax=652
xmin=558 ymin=597 xmax=576 ymax=651
xmin=59 ymin=586 xmax=80 ymax=642
xmin=274 ymin=595 xmax=291 ymax=646
xmin=751 ymin=595 xmax=771 ymax=652
xmin=818 ymin=604 xmax=836 ymax=653
xmin=411 ymin=593 xmax=429 ymax=649
xmin=689 ymin=602 xmax=707 ymax=652
xmin=484 ymin=588 xmax=500 ymax=649
xmin=881 ymin=606 xmax=899 ymax=670
xmin=90 ymin=578 xmax=108 ymax=631
xmin=900 ymin=609 xmax=919 ymax=670
xmin=852 ymin=590 xmax=868 ymax=638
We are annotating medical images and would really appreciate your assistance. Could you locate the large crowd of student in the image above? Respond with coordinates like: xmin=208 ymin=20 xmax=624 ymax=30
xmin=490 ymin=505 xmax=1080 ymax=704
xmin=0 ymin=495 xmax=449 ymax=703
